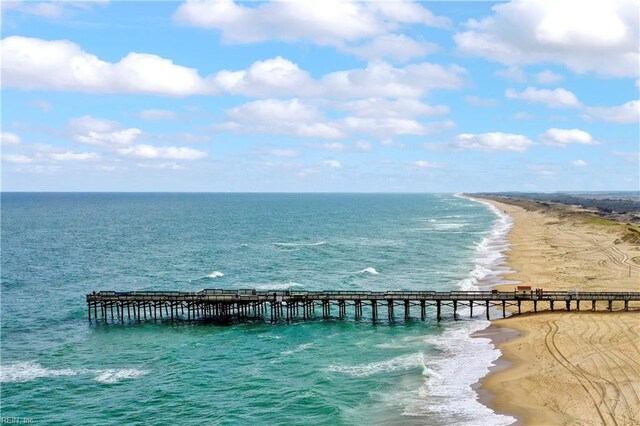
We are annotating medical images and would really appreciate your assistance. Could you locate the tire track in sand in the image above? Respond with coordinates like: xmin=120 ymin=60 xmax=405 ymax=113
xmin=544 ymin=320 xmax=617 ymax=425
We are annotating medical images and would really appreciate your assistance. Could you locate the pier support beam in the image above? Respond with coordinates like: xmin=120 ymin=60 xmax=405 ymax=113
xmin=502 ymin=300 xmax=506 ymax=318
xmin=421 ymin=300 xmax=426 ymax=321
xmin=469 ymin=301 xmax=473 ymax=318
xmin=372 ymin=301 xmax=378 ymax=321
xmin=339 ymin=301 xmax=346 ymax=319
xmin=436 ymin=300 xmax=441 ymax=322
xmin=453 ymin=300 xmax=457 ymax=320
xmin=486 ymin=300 xmax=490 ymax=320
xmin=404 ymin=300 xmax=410 ymax=320
xmin=388 ymin=300 xmax=394 ymax=321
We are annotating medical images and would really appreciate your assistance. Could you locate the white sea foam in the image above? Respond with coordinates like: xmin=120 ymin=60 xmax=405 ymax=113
xmin=207 ymin=271 xmax=224 ymax=278
xmin=357 ymin=267 xmax=379 ymax=276
xmin=280 ymin=342 xmax=314 ymax=357
xmin=454 ymin=194 xmax=513 ymax=291
xmin=413 ymin=222 xmax=468 ymax=232
xmin=327 ymin=352 xmax=426 ymax=378
xmin=93 ymin=369 xmax=148 ymax=384
xmin=402 ymin=320 xmax=514 ymax=425
xmin=0 ymin=361 xmax=79 ymax=383
xmin=0 ymin=361 xmax=148 ymax=384
xmin=273 ymin=241 xmax=326 ymax=247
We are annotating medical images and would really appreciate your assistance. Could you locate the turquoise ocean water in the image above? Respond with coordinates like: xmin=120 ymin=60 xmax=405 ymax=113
xmin=1 ymin=193 xmax=514 ymax=425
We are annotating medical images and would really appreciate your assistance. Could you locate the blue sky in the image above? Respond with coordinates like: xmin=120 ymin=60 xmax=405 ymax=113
xmin=1 ymin=0 xmax=638 ymax=192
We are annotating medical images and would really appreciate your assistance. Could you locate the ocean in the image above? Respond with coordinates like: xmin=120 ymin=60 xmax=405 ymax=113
xmin=1 ymin=193 xmax=514 ymax=425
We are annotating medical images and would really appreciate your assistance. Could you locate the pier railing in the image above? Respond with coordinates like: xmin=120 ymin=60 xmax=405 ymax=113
xmin=86 ymin=289 xmax=640 ymax=324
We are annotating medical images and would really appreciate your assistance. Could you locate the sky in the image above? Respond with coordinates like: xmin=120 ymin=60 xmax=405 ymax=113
xmin=1 ymin=0 xmax=639 ymax=192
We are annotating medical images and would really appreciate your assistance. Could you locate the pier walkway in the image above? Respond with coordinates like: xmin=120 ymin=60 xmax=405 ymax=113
xmin=87 ymin=289 xmax=640 ymax=323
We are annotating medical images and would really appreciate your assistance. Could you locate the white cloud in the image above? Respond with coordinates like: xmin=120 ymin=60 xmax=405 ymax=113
xmin=69 ymin=116 xmax=142 ymax=146
xmin=341 ymin=117 xmax=454 ymax=137
xmin=572 ymin=159 xmax=588 ymax=167
xmin=2 ymin=1 xmax=107 ymax=19
xmin=117 ymin=144 xmax=207 ymax=160
xmin=612 ymin=151 xmax=640 ymax=163
xmin=156 ymin=133 xmax=211 ymax=144
xmin=2 ymin=1 xmax=65 ymax=18
xmin=226 ymin=98 xmax=320 ymax=122
xmin=414 ymin=160 xmax=440 ymax=169
xmin=506 ymin=87 xmax=581 ymax=108
xmin=539 ymin=128 xmax=596 ymax=147
xmin=356 ymin=140 xmax=373 ymax=152
xmin=173 ymin=0 xmax=449 ymax=46
xmin=213 ymin=57 xmax=318 ymax=97
xmin=14 ymin=165 xmax=61 ymax=175
xmin=2 ymin=37 xmax=465 ymax=100
xmin=343 ymin=34 xmax=437 ymax=63
xmin=536 ymin=70 xmax=564 ymax=84
xmin=455 ymin=0 xmax=639 ymax=77
xmin=48 ymin=151 xmax=100 ymax=161
xmin=78 ymin=128 xmax=142 ymax=146
xmin=267 ymin=149 xmax=299 ymax=158
xmin=583 ymin=100 xmax=639 ymax=124
xmin=136 ymin=162 xmax=185 ymax=170
xmin=69 ymin=115 xmax=118 ymax=134
xmin=321 ymin=142 xmax=346 ymax=152
xmin=1 ymin=132 xmax=21 ymax=146
xmin=323 ymin=61 xmax=466 ymax=98
xmin=139 ymin=109 xmax=179 ymax=120
xmin=4 ymin=147 xmax=100 ymax=164
xmin=380 ymin=138 xmax=404 ymax=148
xmin=217 ymin=98 xmax=453 ymax=139
xmin=216 ymin=99 xmax=344 ymax=139
xmin=322 ymin=159 xmax=342 ymax=169
xmin=1 ymin=36 xmax=216 ymax=96
xmin=339 ymin=98 xmax=449 ymax=118
xmin=452 ymin=132 xmax=533 ymax=152
xmin=295 ymin=123 xmax=345 ymax=139
xmin=2 ymin=154 xmax=34 ymax=164
xmin=464 ymin=96 xmax=499 ymax=107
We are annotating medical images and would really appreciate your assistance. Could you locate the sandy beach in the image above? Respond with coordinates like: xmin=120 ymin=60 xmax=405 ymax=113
xmin=479 ymin=199 xmax=640 ymax=425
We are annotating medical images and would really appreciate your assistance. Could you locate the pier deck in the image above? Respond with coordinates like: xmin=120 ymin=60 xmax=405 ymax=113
xmin=87 ymin=289 xmax=640 ymax=323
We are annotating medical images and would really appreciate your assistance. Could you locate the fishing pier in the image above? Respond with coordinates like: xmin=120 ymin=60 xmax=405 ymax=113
xmin=87 ymin=289 xmax=640 ymax=324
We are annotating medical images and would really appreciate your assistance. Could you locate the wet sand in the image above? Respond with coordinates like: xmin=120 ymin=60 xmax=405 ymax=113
xmin=478 ymin=199 xmax=640 ymax=425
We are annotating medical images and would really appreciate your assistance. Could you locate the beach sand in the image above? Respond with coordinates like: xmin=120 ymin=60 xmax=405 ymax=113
xmin=478 ymin=199 xmax=640 ymax=425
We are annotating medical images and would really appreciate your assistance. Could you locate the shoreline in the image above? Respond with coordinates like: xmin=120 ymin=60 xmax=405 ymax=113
xmin=473 ymin=196 xmax=640 ymax=425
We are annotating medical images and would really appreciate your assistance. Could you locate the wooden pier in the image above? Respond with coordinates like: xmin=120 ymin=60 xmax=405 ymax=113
xmin=87 ymin=289 xmax=640 ymax=324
